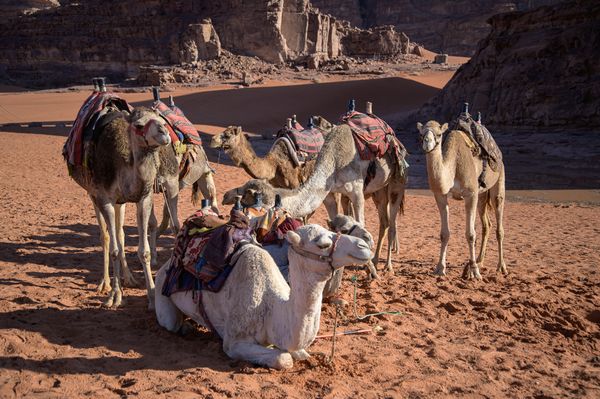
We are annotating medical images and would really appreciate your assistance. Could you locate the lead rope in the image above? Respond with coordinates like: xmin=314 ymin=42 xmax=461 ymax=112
xmin=328 ymin=304 xmax=340 ymax=365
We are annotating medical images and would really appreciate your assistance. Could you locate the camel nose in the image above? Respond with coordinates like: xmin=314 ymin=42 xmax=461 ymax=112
xmin=357 ymin=240 xmax=370 ymax=250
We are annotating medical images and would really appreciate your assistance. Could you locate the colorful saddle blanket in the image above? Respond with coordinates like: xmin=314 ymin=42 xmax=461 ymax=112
xmin=249 ymin=208 xmax=303 ymax=244
xmin=152 ymin=101 xmax=202 ymax=146
xmin=63 ymin=91 xmax=132 ymax=166
xmin=277 ymin=125 xmax=325 ymax=164
xmin=453 ymin=114 xmax=503 ymax=171
xmin=340 ymin=111 xmax=395 ymax=161
xmin=162 ymin=209 xmax=252 ymax=296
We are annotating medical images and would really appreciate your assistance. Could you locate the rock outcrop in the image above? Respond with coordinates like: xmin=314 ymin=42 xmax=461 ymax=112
xmin=0 ymin=0 xmax=412 ymax=87
xmin=411 ymin=0 xmax=600 ymax=130
xmin=311 ymin=0 xmax=563 ymax=56
xmin=0 ymin=0 xmax=59 ymax=20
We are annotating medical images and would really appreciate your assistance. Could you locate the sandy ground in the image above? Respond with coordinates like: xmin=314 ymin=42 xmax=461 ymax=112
xmin=0 ymin=72 xmax=599 ymax=398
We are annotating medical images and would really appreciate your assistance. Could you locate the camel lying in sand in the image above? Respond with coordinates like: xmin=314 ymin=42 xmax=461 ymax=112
xmin=155 ymin=224 xmax=372 ymax=369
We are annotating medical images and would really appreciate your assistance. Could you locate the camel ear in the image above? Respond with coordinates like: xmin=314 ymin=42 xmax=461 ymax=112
xmin=244 ymin=133 xmax=250 ymax=141
xmin=416 ymin=122 xmax=423 ymax=132
xmin=440 ymin=123 xmax=448 ymax=134
xmin=233 ymin=126 xmax=242 ymax=135
xmin=326 ymin=219 xmax=333 ymax=230
xmin=286 ymin=231 xmax=302 ymax=247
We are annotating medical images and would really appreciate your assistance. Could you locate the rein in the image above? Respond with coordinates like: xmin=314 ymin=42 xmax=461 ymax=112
xmin=419 ymin=129 xmax=441 ymax=154
xmin=290 ymin=232 xmax=341 ymax=272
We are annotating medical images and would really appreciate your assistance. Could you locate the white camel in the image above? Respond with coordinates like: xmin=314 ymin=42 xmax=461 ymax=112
xmin=155 ymin=224 xmax=372 ymax=369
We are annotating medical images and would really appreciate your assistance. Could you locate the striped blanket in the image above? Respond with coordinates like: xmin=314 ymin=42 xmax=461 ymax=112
xmin=340 ymin=111 xmax=394 ymax=161
xmin=63 ymin=91 xmax=132 ymax=166
xmin=153 ymin=101 xmax=202 ymax=146
xmin=453 ymin=115 xmax=502 ymax=171
xmin=277 ymin=125 xmax=325 ymax=164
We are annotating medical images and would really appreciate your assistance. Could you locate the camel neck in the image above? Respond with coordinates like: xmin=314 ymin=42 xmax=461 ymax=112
xmin=275 ymin=249 xmax=330 ymax=352
xmin=426 ymin=141 xmax=456 ymax=193
xmin=226 ymin=135 xmax=277 ymax=181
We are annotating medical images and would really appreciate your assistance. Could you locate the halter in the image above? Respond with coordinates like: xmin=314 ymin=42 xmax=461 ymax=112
xmin=290 ymin=232 xmax=341 ymax=271
xmin=419 ymin=128 xmax=441 ymax=154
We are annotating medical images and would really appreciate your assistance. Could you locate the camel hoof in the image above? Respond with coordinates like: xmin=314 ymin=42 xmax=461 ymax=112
xmin=273 ymin=353 xmax=294 ymax=370
xmin=384 ymin=264 xmax=394 ymax=274
xmin=103 ymin=288 xmax=123 ymax=309
xmin=462 ymin=263 xmax=482 ymax=280
xmin=433 ymin=265 xmax=446 ymax=276
xmin=291 ymin=349 xmax=310 ymax=361
xmin=96 ymin=279 xmax=112 ymax=294
xmin=497 ymin=263 xmax=508 ymax=275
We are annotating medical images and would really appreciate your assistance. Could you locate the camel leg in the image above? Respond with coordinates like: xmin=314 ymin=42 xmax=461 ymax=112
xmin=434 ymin=193 xmax=450 ymax=276
xmin=93 ymin=203 xmax=111 ymax=293
xmin=195 ymin=172 xmax=219 ymax=214
xmin=154 ymin=262 xmax=184 ymax=333
xmin=372 ymin=190 xmax=389 ymax=272
xmin=341 ymin=195 xmax=353 ymax=217
xmin=323 ymin=193 xmax=339 ymax=220
xmin=225 ymin=340 xmax=294 ymax=370
xmin=476 ymin=192 xmax=491 ymax=266
xmin=149 ymin=208 xmax=159 ymax=268
xmin=347 ymin=182 xmax=366 ymax=225
xmin=157 ymin=203 xmax=171 ymax=237
xmin=291 ymin=349 xmax=310 ymax=361
xmin=136 ymin=194 xmax=156 ymax=310
xmin=115 ymin=203 xmax=138 ymax=287
xmin=95 ymin=200 xmax=123 ymax=308
xmin=492 ymin=177 xmax=507 ymax=275
xmin=385 ymin=185 xmax=405 ymax=274
xmin=461 ymin=193 xmax=482 ymax=280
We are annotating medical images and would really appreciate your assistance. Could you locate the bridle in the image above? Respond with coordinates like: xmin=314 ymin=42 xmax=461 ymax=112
xmin=130 ymin=118 xmax=163 ymax=147
xmin=290 ymin=232 xmax=341 ymax=272
xmin=419 ymin=128 xmax=441 ymax=154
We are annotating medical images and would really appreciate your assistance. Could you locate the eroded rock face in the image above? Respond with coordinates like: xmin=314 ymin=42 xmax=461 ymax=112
xmin=0 ymin=0 xmax=413 ymax=87
xmin=413 ymin=1 xmax=600 ymax=129
xmin=311 ymin=0 xmax=563 ymax=56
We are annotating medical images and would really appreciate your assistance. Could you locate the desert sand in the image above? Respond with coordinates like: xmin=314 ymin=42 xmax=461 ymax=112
xmin=0 ymin=72 xmax=599 ymax=398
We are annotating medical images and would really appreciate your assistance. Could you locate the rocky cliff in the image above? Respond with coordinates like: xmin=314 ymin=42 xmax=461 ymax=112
xmin=411 ymin=0 xmax=600 ymax=129
xmin=0 ymin=0 xmax=411 ymax=87
xmin=311 ymin=0 xmax=562 ymax=56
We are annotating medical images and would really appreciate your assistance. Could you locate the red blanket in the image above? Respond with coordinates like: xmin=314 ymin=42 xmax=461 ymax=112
xmin=152 ymin=101 xmax=202 ymax=146
xmin=340 ymin=111 xmax=394 ymax=160
xmin=63 ymin=91 xmax=132 ymax=166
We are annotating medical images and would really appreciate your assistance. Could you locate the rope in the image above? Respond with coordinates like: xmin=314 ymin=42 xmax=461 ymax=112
xmin=328 ymin=305 xmax=340 ymax=364
xmin=351 ymin=274 xmax=401 ymax=320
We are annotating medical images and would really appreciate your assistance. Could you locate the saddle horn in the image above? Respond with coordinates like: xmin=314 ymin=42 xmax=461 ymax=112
xmin=168 ymin=95 xmax=175 ymax=108
xmin=274 ymin=194 xmax=282 ymax=209
xmin=307 ymin=116 xmax=314 ymax=128
xmin=152 ymin=87 xmax=160 ymax=102
xmin=286 ymin=118 xmax=292 ymax=129
xmin=292 ymin=114 xmax=297 ymax=125
xmin=200 ymin=198 xmax=210 ymax=210
xmin=477 ymin=112 xmax=482 ymax=124
xmin=92 ymin=78 xmax=99 ymax=92
xmin=253 ymin=192 xmax=264 ymax=209
xmin=348 ymin=99 xmax=356 ymax=112
xmin=366 ymin=101 xmax=373 ymax=114
xmin=233 ymin=195 xmax=243 ymax=211
xmin=98 ymin=77 xmax=107 ymax=92
xmin=462 ymin=102 xmax=469 ymax=116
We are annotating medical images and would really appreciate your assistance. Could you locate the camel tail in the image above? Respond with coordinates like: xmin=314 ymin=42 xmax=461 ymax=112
xmin=399 ymin=194 xmax=405 ymax=216
xmin=192 ymin=180 xmax=202 ymax=207
xmin=482 ymin=191 xmax=492 ymax=225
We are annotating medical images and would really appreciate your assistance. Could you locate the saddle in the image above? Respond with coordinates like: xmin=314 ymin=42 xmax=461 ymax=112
xmin=162 ymin=209 xmax=253 ymax=297
xmin=63 ymin=91 xmax=132 ymax=167
xmin=152 ymin=100 xmax=202 ymax=146
xmin=340 ymin=111 xmax=409 ymax=184
xmin=275 ymin=125 xmax=325 ymax=167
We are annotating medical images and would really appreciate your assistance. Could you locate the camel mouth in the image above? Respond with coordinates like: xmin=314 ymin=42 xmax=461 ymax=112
xmin=348 ymin=253 xmax=372 ymax=264
xmin=209 ymin=136 xmax=223 ymax=148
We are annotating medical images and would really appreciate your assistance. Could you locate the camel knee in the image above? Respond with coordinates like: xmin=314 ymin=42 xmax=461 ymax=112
xmin=466 ymin=231 xmax=476 ymax=245
xmin=440 ymin=230 xmax=450 ymax=243
xmin=138 ymin=249 xmax=151 ymax=265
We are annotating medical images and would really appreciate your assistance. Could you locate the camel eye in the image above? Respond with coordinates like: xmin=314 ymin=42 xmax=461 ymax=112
xmin=340 ymin=229 xmax=349 ymax=234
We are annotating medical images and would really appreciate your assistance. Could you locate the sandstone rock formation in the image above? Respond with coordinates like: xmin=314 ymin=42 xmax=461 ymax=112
xmin=0 ymin=0 xmax=59 ymax=20
xmin=311 ymin=0 xmax=563 ymax=56
xmin=0 ymin=0 xmax=412 ymax=88
xmin=412 ymin=0 xmax=600 ymax=129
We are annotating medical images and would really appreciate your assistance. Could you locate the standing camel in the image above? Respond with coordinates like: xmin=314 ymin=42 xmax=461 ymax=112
xmin=68 ymin=107 xmax=172 ymax=308
xmin=416 ymin=120 xmax=506 ymax=279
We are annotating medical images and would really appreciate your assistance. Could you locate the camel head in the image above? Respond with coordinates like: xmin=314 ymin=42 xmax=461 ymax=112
xmin=286 ymin=224 xmax=372 ymax=272
xmin=222 ymin=179 xmax=275 ymax=207
xmin=129 ymin=107 xmax=171 ymax=147
xmin=312 ymin=115 xmax=335 ymax=133
xmin=210 ymin=125 xmax=245 ymax=150
xmin=327 ymin=214 xmax=374 ymax=249
xmin=416 ymin=120 xmax=447 ymax=153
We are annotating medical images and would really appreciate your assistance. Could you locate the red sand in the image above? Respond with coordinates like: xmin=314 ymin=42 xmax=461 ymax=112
xmin=0 ymin=73 xmax=599 ymax=398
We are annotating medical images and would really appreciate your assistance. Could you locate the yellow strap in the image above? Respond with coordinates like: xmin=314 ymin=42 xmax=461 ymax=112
xmin=458 ymin=130 xmax=477 ymax=149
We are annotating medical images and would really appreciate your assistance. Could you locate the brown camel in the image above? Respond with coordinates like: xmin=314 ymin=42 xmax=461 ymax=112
xmin=154 ymin=143 xmax=218 ymax=242
xmin=68 ymin=107 xmax=172 ymax=308
xmin=416 ymin=120 xmax=506 ymax=279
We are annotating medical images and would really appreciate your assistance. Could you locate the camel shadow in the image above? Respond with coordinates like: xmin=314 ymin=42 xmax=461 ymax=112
xmin=0 ymin=122 xmax=71 ymax=136
xmin=0 ymin=304 xmax=236 ymax=375
xmin=0 ymin=223 xmax=176 ymax=285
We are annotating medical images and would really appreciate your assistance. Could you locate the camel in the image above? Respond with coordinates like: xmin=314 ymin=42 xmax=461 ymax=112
xmin=68 ymin=107 xmax=172 ymax=308
xmin=217 ymin=113 xmax=408 ymax=274
xmin=210 ymin=125 xmax=316 ymax=189
xmin=155 ymin=224 xmax=372 ymax=369
xmin=154 ymin=143 xmax=218 ymax=240
xmin=416 ymin=120 xmax=506 ymax=279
